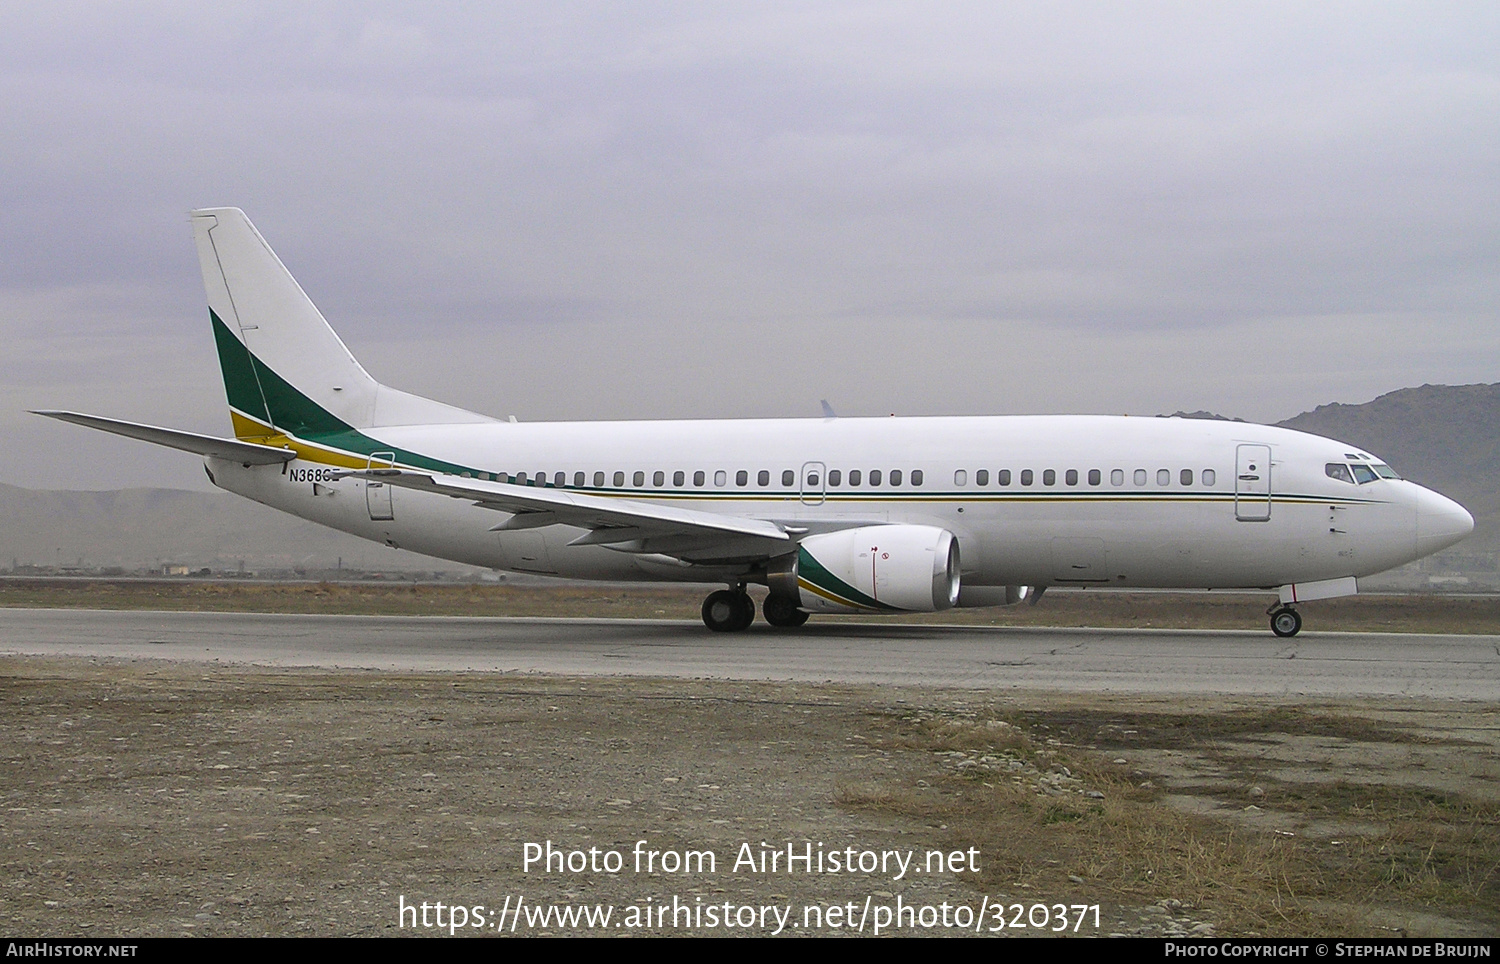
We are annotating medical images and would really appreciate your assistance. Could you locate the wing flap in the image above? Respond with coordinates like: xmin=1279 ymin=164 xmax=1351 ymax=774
xmin=336 ymin=469 xmax=792 ymax=551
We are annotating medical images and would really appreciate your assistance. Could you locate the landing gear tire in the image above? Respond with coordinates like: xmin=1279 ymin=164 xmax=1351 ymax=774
xmin=1270 ymin=607 xmax=1302 ymax=638
xmin=762 ymin=595 xmax=810 ymax=628
xmin=703 ymin=589 xmax=755 ymax=632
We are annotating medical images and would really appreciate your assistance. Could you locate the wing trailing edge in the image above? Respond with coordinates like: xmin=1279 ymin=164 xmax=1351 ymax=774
xmin=335 ymin=468 xmax=792 ymax=552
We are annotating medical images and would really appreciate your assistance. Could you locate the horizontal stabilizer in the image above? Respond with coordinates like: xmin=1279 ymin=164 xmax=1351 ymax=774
xmin=32 ymin=411 xmax=296 ymax=465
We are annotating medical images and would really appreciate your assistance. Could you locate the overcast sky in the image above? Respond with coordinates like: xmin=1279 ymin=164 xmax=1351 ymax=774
xmin=4 ymin=2 xmax=1497 ymax=491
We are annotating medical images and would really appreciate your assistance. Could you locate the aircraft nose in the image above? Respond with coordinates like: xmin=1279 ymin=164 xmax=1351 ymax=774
xmin=1414 ymin=485 xmax=1474 ymax=557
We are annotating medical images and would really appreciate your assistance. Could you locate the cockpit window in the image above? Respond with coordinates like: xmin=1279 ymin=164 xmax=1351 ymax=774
xmin=1350 ymin=463 xmax=1378 ymax=484
xmin=1325 ymin=462 xmax=1355 ymax=484
xmin=1371 ymin=463 xmax=1400 ymax=479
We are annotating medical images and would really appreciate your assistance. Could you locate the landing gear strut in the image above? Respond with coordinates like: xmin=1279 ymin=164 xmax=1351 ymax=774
xmin=1269 ymin=605 xmax=1302 ymax=638
xmin=761 ymin=594 xmax=810 ymax=628
xmin=702 ymin=588 xmax=755 ymax=632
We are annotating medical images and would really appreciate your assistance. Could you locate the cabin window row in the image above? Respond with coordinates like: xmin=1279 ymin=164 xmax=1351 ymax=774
xmin=951 ymin=468 xmax=1218 ymax=487
xmin=459 ymin=468 xmax=928 ymax=488
xmin=455 ymin=466 xmax=1218 ymax=490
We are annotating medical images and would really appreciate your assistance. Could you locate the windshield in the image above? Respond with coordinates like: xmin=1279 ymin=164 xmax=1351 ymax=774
xmin=1327 ymin=461 xmax=1400 ymax=485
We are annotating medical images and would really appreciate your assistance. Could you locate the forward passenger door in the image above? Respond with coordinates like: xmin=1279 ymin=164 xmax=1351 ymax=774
xmin=1235 ymin=444 xmax=1272 ymax=522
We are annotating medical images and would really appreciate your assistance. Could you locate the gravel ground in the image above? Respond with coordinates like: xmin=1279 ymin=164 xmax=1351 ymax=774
xmin=3 ymin=656 xmax=1497 ymax=938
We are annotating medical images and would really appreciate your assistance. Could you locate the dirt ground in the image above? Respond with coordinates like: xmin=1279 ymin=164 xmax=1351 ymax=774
xmin=1 ymin=656 xmax=1495 ymax=938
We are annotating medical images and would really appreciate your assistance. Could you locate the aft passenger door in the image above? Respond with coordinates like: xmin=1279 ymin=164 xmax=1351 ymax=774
xmin=1235 ymin=444 xmax=1271 ymax=522
xmin=366 ymin=451 xmax=396 ymax=521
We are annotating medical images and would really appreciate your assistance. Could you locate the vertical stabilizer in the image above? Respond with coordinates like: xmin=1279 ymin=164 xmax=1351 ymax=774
xmin=190 ymin=208 xmax=490 ymax=440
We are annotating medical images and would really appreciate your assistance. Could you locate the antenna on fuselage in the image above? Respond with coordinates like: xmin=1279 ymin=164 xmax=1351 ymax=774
xmin=819 ymin=400 xmax=837 ymax=419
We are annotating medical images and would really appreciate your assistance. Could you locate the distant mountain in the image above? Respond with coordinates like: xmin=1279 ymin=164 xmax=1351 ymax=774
xmin=0 ymin=482 xmax=468 ymax=573
xmin=1164 ymin=411 xmax=1245 ymax=422
xmin=1276 ymin=383 xmax=1500 ymax=556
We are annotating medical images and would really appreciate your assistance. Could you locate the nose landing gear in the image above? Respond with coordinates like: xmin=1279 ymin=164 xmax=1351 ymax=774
xmin=1269 ymin=605 xmax=1302 ymax=638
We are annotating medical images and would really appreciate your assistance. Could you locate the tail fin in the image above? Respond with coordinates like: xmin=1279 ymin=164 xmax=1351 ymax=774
xmin=190 ymin=208 xmax=490 ymax=441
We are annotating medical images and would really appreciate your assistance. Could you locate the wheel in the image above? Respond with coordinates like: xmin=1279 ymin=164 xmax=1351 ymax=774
xmin=730 ymin=592 xmax=755 ymax=631
xmin=703 ymin=590 xmax=755 ymax=632
xmin=1270 ymin=607 xmax=1302 ymax=637
xmin=762 ymin=594 xmax=810 ymax=628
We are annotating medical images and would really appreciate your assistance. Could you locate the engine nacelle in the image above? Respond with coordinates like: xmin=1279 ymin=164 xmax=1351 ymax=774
xmin=768 ymin=525 xmax=960 ymax=614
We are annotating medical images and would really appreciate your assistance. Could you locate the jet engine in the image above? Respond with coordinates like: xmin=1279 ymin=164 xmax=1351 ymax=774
xmin=767 ymin=525 xmax=960 ymax=614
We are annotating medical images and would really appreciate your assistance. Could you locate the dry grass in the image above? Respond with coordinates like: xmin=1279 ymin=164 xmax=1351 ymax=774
xmin=837 ymin=703 xmax=1500 ymax=937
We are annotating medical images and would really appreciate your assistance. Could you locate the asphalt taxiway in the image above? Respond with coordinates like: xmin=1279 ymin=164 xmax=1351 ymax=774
xmin=2 ymin=608 xmax=1497 ymax=697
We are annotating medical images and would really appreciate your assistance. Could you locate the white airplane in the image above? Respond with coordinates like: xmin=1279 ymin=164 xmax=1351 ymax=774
xmin=37 ymin=208 xmax=1475 ymax=636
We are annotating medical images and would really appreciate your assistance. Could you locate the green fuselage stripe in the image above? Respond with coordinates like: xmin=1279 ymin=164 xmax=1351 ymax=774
xmin=796 ymin=546 xmax=902 ymax=612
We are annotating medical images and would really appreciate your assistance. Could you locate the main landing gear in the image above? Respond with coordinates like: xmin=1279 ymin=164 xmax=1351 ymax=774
xmin=1269 ymin=605 xmax=1303 ymax=638
xmin=701 ymin=588 xmax=809 ymax=631
xmin=761 ymin=594 xmax=810 ymax=628
xmin=702 ymin=589 xmax=755 ymax=632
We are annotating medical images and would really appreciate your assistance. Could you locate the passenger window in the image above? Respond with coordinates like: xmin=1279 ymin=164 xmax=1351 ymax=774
xmin=807 ymin=472 xmax=820 ymax=486
xmin=828 ymin=469 xmax=841 ymax=486
xmin=554 ymin=472 xmax=565 ymax=487
xmin=673 ymin=470 xmax=685 ymax=486
xmin=782 ymin=469 xmax=795 ymax=486
xmin=999 ymin=469 xmax=1011 ymax=486
xmin=535 ymin=472 xmax=545 ymax=486
xmin=1020 ymin=469 xmax=1033 ymax=486
xmin=1157 ymin=469 xmax=1170 ymax=486
xmin=1043 ymin=469 xmax=1056 ymax=486
xmin=1110 ymin=468 xmax=1124 ymax=486
xmin=1065 ymin=469 xmax=1078 ymax=486
xmin=633 ymin=471 xmax=645 ymax=487
xmin=613 ymin=471 xmax=625 ymax=487
xmin=1134 ymin=469 xmax=1147 ymax=486
xmin=1088 ymin=469 xmax=1101 ymax=486
xmin=869 ymin=470 xmax=882 ymax=486
xmin=714 ymin=470 xmax=726 ymax=487
xmin=694 ymin=470 xmax=705 ymax=486
xmin=574 ymin=471 xmax=585 ymax=487
xmin=890 ymin=469 xmax=902 ymax=485
xmin=954 ymin=469 xmax=968 ymax=486
xmin=975 ymin=469 xmax=988 ymax=486
xmin=653 ymin=470 xmax=665 ymax=486
xmin=1203 ymin=469 xmax=1216 ymax=486
xmin=757 ymin=469 xmax=769 ymax=486
xmin=849 ymin=469 xmax=862 ymax=486
xmin=911 ymin=469 xmax=923 ymax=486
xmin=515 ymin=472 xmax=528 ymax=485
xmin=735 ymin=470 xmax=748 ymax=486
xmin=594 ymin=471 xmax=605 ymax=487
xmin=1180 ymin=469 xmax=1193 ymax=486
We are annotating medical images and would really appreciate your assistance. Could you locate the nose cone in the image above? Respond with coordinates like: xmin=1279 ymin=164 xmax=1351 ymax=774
xmin=1415 ymin=486 xmax=1475 ymax=558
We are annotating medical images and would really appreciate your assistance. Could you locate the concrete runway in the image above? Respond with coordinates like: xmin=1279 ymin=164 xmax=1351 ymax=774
xmin=2 ymin=607 xmax=1497 ymax=697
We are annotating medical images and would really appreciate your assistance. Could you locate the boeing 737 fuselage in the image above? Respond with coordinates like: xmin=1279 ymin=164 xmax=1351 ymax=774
xmin=37 ymin=209 xmax=1475 ymax=636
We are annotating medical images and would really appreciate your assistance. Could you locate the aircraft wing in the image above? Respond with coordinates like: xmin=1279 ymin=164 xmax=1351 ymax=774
xmin=335 ymin=468 xmax=792 ymax=554
xmin=32 ymin=410 xmax=297 ymax=465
